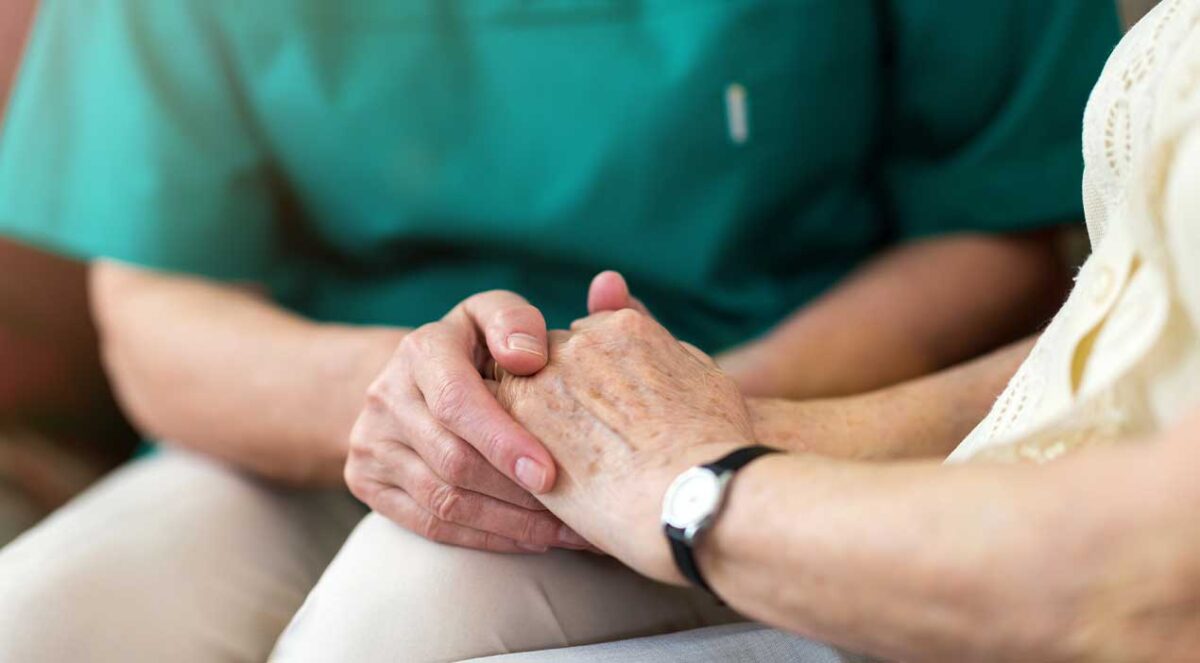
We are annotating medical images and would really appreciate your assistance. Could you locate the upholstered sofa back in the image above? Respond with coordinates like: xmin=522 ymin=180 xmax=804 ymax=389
xmin=0 ymin=0 xmax=36 ymax=122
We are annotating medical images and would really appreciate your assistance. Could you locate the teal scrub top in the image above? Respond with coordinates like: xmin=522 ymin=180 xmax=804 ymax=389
xmin=0 ymin=0 xmax=1119 ymax=352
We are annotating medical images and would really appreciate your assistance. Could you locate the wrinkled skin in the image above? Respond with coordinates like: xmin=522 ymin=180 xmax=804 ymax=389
xmin=345 ymin=290 xmax=585 ymax=554
xmin=497 ymin=309 xmax=755 ymax=584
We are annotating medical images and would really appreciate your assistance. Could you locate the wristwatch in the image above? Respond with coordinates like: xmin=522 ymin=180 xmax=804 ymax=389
xmin=661 ymin=445 xmax=780 ymax=595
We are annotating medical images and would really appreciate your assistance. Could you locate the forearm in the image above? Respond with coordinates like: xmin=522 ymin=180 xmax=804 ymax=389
xmin=699 ymin=436 xmax=1200 ymax=662
xmin=722 ymin=232 xmax=1069 ymax=399
xmin=91 ymin=261 xmax=403 ymax=486
xmin=498 ymin=308 xmax=1199 ymax=659
xmin=748 ymin=336 xmax=1033 ymax=460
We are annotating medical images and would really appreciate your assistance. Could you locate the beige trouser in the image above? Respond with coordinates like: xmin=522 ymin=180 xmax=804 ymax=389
xmin=0 ymin=451 xmax=365 ymax=663
xmin=0 ymin=451 xmax=740 ymax=662
xmin=271 ymin=513 xmax=740 ymax=662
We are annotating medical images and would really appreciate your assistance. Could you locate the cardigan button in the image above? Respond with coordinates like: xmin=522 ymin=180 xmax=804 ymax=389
xmin=1091 ymin=265 xmax=1116 ymax=304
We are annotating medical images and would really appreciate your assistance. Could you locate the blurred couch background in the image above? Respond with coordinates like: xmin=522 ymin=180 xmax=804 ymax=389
xmin=0 ymin=0 xmax=137 ymax=545
xmin=0 ymin=0 xmax=35 ymax=120
xmin=1123 ymin=0 xmax=1161 ymax=27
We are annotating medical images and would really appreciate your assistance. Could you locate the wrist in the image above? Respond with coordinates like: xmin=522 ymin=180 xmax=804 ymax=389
xmin=747 ymin=398 xmax=813 ymax=453
xmin=691 ymin=452 xmax=791 ymax=599
xmin=747 ymin=397 xmax=862 ymax=457
xmin=660 ymin=444 xmax=781 ymax=592
xmin=309 ymin=323 xmax=408 ymax=467
xmin=747 ymin=389 xmax=946 ymax=462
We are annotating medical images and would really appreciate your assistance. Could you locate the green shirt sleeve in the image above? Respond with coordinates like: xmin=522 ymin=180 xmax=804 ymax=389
xmin=882 ymin=0 xmax=1121 ymax=239
xmin=0 ymin=0 xmax=280 ymax=282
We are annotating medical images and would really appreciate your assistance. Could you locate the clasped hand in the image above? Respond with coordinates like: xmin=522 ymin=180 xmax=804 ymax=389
xmin=495 ymin=309 xmax=756 ymax=584
xmin=345 ymin=271 xmax=756 ymax=577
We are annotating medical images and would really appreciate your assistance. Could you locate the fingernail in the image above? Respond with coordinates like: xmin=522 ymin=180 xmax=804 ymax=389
xmin=506 ymin=333 xmax=545 ymax=357
xmin=515 ymin=457 xmax=549 ymax=492
xmin=558 ymin=525 xmax=588 ymax=548
xmin=517 ymin=542 xmax=549 ymax=553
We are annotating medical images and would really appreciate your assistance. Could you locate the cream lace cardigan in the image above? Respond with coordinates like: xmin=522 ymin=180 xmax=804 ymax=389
xmin=950 ymin=0 xmax=1200 ymax=463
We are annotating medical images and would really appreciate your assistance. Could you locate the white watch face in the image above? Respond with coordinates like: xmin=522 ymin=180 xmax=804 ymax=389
xmin=662 ymin=468 xmax=723 ymax=530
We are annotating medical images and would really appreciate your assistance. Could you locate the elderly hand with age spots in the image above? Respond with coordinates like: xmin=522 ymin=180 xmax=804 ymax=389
xmin=495 ymin=308 xmax=757 ymax=584
xmin=344 ymin=271 xmax=652 ymax=554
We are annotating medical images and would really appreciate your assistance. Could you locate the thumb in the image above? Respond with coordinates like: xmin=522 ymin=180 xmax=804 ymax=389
xmin=587 ymin=271 xmax=653 ymax=317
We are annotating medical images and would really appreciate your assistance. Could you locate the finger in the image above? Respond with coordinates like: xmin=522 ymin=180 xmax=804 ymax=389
xmin=587 ymin=271 xmax=653 ymax=317
xmin=368 ymin=483 xmax=537 ymax=554
xmin=450 ymin=290 xmax=548 ymax=377
xmin=381 ymin=380 xmax=545 ymax=509
xmin=483 ymin=361 xmax=511 ymax=384
xmin=493 ymin=332 xmax=569 ymax=407
xmin=380 ymin=445 xmax=588 ymax=549
xmin=411 ymin=336 xmax=558 ymax=493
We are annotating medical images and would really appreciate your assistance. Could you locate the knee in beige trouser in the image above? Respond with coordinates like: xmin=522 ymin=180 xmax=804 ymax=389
xmin=273 ymin=512 xmax=740 ymax=663
xmin=0 ymin=451 xmax=363 ymax=663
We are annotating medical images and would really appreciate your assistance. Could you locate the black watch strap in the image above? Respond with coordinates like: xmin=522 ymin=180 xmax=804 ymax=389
xmin=666 ymin=525 xmax=715 ymax=594
xmin=704 ymin=445 xmax=779 ymax=475
xmin=665 ymin=445 xmax=780 ymax=596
